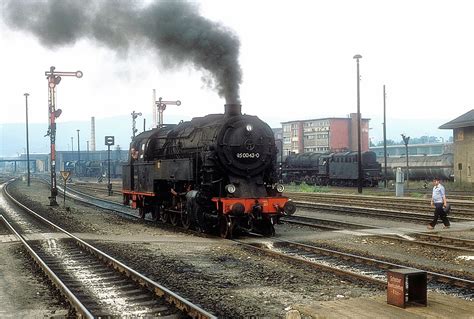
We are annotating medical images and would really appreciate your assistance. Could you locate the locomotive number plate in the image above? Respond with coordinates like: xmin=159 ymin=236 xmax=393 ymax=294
xmin=236 ymin=152 xmax=260 ymax=159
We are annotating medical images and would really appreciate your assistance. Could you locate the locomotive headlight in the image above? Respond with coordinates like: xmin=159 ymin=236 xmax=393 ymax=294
xmin=225 ymin=184 xmax=236 ymax=194
xmin=246 ymin=124 xmax=253 ymax=132
xmin=276 ymin=184 xmax=285 ymax=193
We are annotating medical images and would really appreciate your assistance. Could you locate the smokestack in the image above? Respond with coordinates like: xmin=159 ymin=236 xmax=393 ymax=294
xmin=90 ymin=116 xmax=96 ymax=151
xmin=224 ymin=104 xmax=242 ymax=117
xmin=152 ymin=89 xmax=157 ymax=128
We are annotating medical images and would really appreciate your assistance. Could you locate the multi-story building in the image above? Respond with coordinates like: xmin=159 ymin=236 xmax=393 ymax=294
xmin=440 ymin=109 xmax=474 ymax=185
xmin=281 ymin=113 xmax=370 ymax=157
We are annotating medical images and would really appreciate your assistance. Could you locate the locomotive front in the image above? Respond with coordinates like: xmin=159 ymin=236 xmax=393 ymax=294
xmin=209 ymin=104 xmax=296 ymax=237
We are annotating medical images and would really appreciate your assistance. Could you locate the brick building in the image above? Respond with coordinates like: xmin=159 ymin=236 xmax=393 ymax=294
xmin=281 ymin=114 xmax=370 ymax=157
xmin=439 ymin=109 xmax=474 ymax=185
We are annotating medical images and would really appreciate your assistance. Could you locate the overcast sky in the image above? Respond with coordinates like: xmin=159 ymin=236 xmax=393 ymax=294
xmin=1 ymin=0 xmax=472 ymax=144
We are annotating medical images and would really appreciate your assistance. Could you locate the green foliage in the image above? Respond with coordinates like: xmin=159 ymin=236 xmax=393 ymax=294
xmin=284 ymin=182 xmax=331 ymax=193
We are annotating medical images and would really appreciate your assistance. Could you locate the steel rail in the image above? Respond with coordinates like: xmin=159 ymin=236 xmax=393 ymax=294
xmin=0 ymin=214 xmax=93 ymax=318
xmin=4 ymin=180 xmax=216 ymax=319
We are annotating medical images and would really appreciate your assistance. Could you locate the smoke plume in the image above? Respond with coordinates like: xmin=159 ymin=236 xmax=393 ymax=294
xmin=2 ymin=0 xmax=242 ymax=103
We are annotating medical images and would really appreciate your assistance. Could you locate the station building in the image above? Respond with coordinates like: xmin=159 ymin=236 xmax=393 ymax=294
xmin=439 ymin=109 xmax=474 ymax=185
xmin=281 ymin=113 xmax=370 ymax=157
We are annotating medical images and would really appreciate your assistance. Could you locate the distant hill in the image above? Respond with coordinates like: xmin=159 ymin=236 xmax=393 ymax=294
xmin=0 ymin=114 xmax=185 ymax=157
xmin=0 ymin=114 xmax=452 ymax=157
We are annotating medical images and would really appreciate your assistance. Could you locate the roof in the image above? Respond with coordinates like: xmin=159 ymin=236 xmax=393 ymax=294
xmin=439 ymin=109 xmax=474 ymax=129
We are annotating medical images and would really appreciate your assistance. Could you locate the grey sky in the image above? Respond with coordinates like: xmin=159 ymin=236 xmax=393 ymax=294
xmin=1 ymin=0 xmax=471 ymax=144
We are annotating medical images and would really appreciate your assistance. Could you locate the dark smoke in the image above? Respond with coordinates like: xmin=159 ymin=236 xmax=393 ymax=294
xmin=2 ymin=0 xmax=242 ymax=103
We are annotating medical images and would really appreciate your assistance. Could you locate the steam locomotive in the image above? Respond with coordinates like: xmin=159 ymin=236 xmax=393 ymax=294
xmin=64 ymin=160 xmax=125 ymax=179
xmin=282 ymin=150 xmax=382 ymax=187
xmin=122 ymin=104 xmax=296 ymax=238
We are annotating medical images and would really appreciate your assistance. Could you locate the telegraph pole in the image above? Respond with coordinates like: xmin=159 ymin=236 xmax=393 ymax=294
xmin=45 ymin=66 xmax=82 ymax=206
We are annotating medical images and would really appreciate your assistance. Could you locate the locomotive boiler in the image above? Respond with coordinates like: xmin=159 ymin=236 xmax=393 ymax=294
xmin=122 ymin=104 xmax=296 ymax=238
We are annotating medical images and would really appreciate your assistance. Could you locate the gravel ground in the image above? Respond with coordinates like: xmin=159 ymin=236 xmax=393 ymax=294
xmin=6 ymin=179 xmax=384 ymax=318
xmin=0 ymin=242 xmax=70 ymax=318
xmin=6 ymin=178 xmax=474 ymax=317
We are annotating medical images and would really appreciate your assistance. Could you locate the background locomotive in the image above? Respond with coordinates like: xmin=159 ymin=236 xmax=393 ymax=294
xmin=282 ymin=150 xmax=382 ymax=187
xmin=122 ymin=104 xmax=295 ymax=238
xmin=64 ymin=160 xmax=125 ymax=179
xmin=379 ymin=153 xmax=454 ymax=181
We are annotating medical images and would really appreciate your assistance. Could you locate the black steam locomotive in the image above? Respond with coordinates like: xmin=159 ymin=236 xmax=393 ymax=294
xmin=122 ymin=104 xmax=295 ymax=238
xmin=282 ymin=150 xmax=382 ymax=187
xmin=65 ymin=160 xmax=125 ymax=179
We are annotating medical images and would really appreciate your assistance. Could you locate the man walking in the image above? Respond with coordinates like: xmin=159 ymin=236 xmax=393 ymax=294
xmin=428 ymin=177 xmax=450 ymax=229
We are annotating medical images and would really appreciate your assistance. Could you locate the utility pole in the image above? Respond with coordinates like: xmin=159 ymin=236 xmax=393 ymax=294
xmin=77 ymin=129 xmax=80 ymax=163
xmin=353 ymin=54 xmax=363 ymax=194
xmin=45 ymin=66 xmax=82 ymax=206
xmin=383 ymin=85 xmax=387 ymax=188
xmin=401 ymin=134 xmax=410 ymax=189
xmin=24 ymin=93 xmax=31 ymax=187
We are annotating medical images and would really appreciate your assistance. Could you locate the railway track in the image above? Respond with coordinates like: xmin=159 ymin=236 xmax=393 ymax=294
xmin=287 ymin=192 xmax=474 ymax=220
xmin=43 ymin=179 xmax=474 ymax=297
xmin=237 ymin=239 xmax=474 ymax=299
xmin=283 ymin=215 xmax=474 ymax=253
xmin=1 ymin=181 xmax=216 ymax=318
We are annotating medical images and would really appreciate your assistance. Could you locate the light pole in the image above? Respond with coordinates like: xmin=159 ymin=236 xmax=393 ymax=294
xmin=353 ymin=54 xmax=363 ymax=194
xmin=24 ymin=93 xmax=31 ymax=187
xmin=45 ymin=66 xmax=82 ymax=206
xmin=77 ymin=129 xmax=80 ymax=163
xmin=105 ymin=136 xmax=115 ymax=196
xmin=131 ymin=110 xmax=142 ymax=139
xmin=71 ymin=137 xmax=74 ymax=152
xmin=401 ymin=134 xmax=410 ymax=189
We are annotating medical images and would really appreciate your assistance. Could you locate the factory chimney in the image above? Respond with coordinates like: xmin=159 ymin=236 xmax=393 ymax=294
xmin=90 ymin=116 xmax=96 ymax=151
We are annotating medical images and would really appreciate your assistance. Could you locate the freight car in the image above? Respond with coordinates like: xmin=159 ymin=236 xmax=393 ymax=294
xmin=122 ymin=104 xmax=296 ymax=238
xmin=282 ymin=150 xmax=382 ymax=187
xmin=379 ymin=153 xmax=454 ymax=181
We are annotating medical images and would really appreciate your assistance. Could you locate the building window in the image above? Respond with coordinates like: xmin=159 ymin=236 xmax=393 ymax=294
xmin=469 ymin=166 xmax=471 ymax=177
